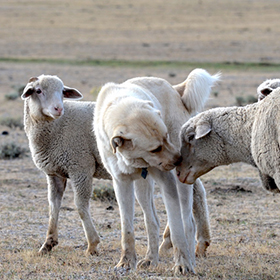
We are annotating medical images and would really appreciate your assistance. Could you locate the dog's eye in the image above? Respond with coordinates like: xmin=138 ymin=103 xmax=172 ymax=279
xmin=150 ymin=146 xmax=162 ymax=153
xmin=36 ymin=89 xmax=42 ymax=94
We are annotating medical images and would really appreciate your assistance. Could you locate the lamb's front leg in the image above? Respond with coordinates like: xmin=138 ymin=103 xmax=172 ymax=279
xmin=39 ymin=175 xmax=66 ymax=254
xmin=113 ymin=177 xmax=137 ymax=270
xmin=149 ymin=168 xmax=195 ymax=275
xmin=72 ymin=175 xmax=100 ymax=256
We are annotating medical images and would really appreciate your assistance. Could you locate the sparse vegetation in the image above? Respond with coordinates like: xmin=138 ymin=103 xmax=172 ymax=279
xmin=0 ymin=142 xmax=27 ymax=159
xmin=92 ymin=185 xmax=116 ymax=201
xmin=0 ymin=117 xmax=24 ymax=130
xmin=236 ymin=95 xmax=258 ymax=106
xmin=5 ymin=92 xmax=19 ymax=100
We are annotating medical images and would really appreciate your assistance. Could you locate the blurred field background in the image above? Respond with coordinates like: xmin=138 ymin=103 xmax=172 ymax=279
xmin=1 ymin=0 xmax=280 ymax=279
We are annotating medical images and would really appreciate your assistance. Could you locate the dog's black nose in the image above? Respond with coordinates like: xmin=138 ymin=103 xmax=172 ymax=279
xmin=174 ymin=156 xmax=183 ymax=166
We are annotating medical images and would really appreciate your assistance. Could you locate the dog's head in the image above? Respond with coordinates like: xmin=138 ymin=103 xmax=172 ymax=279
xmin=110 ymin=102 xmax=182 ymax=172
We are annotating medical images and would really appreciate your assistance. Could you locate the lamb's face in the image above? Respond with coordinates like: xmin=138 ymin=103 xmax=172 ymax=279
xmin=21 ymin=75 xmax=83 ymax=120
xmin=176 ymin=117 xmax=219 ymax=184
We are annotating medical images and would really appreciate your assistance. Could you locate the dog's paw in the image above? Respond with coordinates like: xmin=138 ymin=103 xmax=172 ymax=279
xmin=137 ymin=258 xmax=158 ymax=269
xmin=195 ymin=240 xmax=210 ymax=258
xmin=172 ymin=251 xmax=195 ymax=276
xmin=115 ymin=254 xmax=136 ymax=271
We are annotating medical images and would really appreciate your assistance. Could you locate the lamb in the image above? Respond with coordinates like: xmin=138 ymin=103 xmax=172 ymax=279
xmin=21 ymin=75 xmax=111 ymax=256
xmin=176 ymin=87 xmax=280 ymax=193
xmin=257 ymin=78 xmax=280 ymax=101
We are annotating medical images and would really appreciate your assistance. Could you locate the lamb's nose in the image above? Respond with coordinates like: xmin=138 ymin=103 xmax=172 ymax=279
xmin=54 ymin=106 xmax=63 ymax=115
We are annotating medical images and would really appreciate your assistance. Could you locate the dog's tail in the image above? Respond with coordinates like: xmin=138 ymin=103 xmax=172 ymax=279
xmin=173 ymin=68 xmax=221 ymax=115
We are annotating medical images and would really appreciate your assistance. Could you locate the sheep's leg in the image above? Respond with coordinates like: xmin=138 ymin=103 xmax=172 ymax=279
xmin=113 ymin=177 xmax=137 ymax=270
xmin=259 ymin=171 xmax=280 ymax=193
xmin=192 ymin=179 xmax=211 ymax=257
xmin=149 ymin=168 xmax=195 ymax=275
xmin=39 ymin=175 xmax=67 ymax=254
xmin=72 ymin=176 xmax=100 ymax=256
xmin=134 ymin=176 xmax=160 ymax=268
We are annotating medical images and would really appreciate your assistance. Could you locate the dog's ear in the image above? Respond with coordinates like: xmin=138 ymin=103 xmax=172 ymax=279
xmin=110 ymin=136 xmax=133 ymax=153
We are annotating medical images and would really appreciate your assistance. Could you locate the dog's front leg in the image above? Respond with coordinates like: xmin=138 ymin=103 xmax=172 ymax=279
xmin=192 ymin=178 xmax=211 ymax=257
xmin=113 ymin=176 xmax=137 ymax=270
xmin=176 ymin=178 xmax=196 ymax=265
xmin=149 ymin=168 xmax=195 ymax=275
xmin=134 ymin=176 xmax=160 ymax=268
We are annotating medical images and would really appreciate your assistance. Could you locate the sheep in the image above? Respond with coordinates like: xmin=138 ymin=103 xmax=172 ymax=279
xmin=257 ymin=78 xmax=280 ymax=101
xmin=176 ymin=87 xmax=280 ymax=194
xmin=21 ymin=75 xmax=111 ymax=256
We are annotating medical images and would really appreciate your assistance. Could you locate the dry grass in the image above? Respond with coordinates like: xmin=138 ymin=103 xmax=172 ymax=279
xmin=1 ymin=0 xmax=280 ymax=279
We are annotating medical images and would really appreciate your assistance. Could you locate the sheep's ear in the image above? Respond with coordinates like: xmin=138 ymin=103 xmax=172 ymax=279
xmin=260 ymin=87 xmax=273 ymax=97
xmin=195 ymin=122 xmax=211 ymax=139
xmin=110 ymin=136 xmax=133 ymax=153
xmin=21 ymin=77 xmax=38 ymax=99
xmin=63 ymin=86 xmax=83 ymax=100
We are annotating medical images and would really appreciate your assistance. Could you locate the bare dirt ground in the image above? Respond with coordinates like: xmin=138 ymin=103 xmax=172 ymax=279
xmin=1 ymin=0 xmax=280 ymax=279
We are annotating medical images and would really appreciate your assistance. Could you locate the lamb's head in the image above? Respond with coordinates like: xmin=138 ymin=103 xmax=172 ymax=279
xmin=257 ymin=79 xmax=280 ymax=101
xmin=176 ymin=112 xmax=224 ymax=184
xmin=21 ymin=75 xmax=83 ymax=120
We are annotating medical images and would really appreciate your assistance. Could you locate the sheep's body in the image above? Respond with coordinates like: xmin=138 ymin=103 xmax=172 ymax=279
xmin=25 ymin=101 xmax=109 ymax=180
xmin=252 ymin=89 xmax=280 ymax=189
xmin=22 ymin=75 xmax=111 ymax=256
xmin=176 ymin=88 xmax=280 ymax=193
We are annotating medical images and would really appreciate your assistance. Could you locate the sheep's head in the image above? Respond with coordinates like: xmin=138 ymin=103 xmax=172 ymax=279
xmin=21 ymin=75 xmax=83 ymax=120
xmin=257 ymin=79 xmax=280 ymax=101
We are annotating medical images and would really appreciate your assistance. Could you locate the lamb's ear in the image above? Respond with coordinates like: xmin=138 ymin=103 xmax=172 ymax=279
xmin=21 ymin=77 xmax=38 ymax=99
xmin=195 ymin=121 xmax=211 ymax=139
xmin=260 ymin=87 xmax=273 ymax=97
xmin=110 ymin=136 xmax=133 ymax=153
xmin=63 ymin=86 xmax=83 ymax=100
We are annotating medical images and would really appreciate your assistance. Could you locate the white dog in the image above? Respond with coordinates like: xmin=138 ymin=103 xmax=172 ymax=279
xmin=94 ymin=69 xmax=220 ymax=274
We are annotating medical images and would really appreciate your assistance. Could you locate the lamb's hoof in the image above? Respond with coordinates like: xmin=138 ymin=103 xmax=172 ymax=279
xmin=85 ymin=242 xmax=100 ymax=256
xmin=159 ymin=239 xmax=173 ymax=255
xmin=195 ymin=241 xmax=210 ymax=258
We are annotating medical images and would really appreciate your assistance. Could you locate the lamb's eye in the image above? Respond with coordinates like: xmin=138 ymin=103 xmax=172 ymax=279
xmin=36 ymin=89 xmax=42 ymax=94
xmin=150 ymin=146 xmax=162 ymax=153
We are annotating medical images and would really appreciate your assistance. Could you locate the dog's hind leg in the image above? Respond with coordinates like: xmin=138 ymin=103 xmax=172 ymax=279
xmin=192 ymin=179 xmax=211 ymax=257
xmin=113 ymin=177 xmax=137 ymax=270
xmin=134 ymin=176 xmax=160 ymax=268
